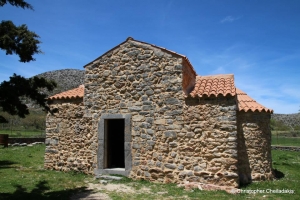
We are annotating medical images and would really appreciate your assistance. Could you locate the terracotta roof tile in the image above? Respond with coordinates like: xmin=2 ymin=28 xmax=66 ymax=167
xmin=190 ymin=74 xmax=236 ymax=97
xmin=48 ymin=81 xmax=272 ymax=113
xmin=48 ymin=85 xmax=84 ymax=100
xmin=236 ymin=88 xmax=273 ymax=113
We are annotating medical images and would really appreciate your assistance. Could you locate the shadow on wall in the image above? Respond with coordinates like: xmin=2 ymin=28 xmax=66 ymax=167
xmin=237 ymin=121 xmax=252 ymax=186
xmin=237 ymin=111 xmax=274 ymax=186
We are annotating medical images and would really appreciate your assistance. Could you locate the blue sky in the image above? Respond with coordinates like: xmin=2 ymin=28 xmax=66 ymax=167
xmin=1 ymin=0 xmax=299 ymax=114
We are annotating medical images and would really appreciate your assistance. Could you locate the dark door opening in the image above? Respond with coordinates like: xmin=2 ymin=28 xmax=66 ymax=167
xmin=105 ymin=119 xmax=125 ymax=168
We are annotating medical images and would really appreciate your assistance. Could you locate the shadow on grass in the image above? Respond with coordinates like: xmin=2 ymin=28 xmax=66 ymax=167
xmin=273 ymin=168 xmax=285 ymax=179
xmin=0 ymin=160 xmax=18 ymax=169
xmin=0 ymin=180 xmax=92 ymax=200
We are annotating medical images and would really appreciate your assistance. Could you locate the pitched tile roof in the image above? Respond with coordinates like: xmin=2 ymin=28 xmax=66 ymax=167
xmin=236 ymin=88 xmax=273 ymax=113
xmin=48 ymin=85 xmax=84 ymax=100
xmin=48 ymin=83 xmax=272 ymax=113
xmin=189 ymin=75 xmax=272 ymax=113
xmin=189 ymin=74 xmax=236 ymax=97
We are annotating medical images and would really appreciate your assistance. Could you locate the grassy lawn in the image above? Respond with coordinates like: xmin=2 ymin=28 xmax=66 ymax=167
xmin=0 ymin=145 xmax=299 ymax=199
xmin=272 ymin=137 xmax=300 ymax=147
xmin=0 ymin=145 xmax=88 ymax=199
xmin=272 ymin=131 xmax=300 ymax=146
xmin=0 ymin=129 xmax=45 ymax=138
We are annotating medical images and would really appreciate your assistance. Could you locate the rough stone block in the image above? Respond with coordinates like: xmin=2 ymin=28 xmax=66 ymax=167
xmin=154 ymin=119 xmax=166 ymax=125
xmin=164 ymin=163 xmax=176 ymax=169
xmin=164 ymin=131 xmax=177 ymax=138
xmin=132 ymin=115 xmax=144 ymax=122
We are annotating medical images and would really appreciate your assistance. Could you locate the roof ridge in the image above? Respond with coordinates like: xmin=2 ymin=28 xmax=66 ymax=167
xmin=198 ymin=74 xmax=234 ymax=79
xmin=83 ymin=37 xmax=197 ymax=76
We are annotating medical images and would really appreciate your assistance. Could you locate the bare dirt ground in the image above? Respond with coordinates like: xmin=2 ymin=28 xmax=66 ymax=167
xmin=70 ymin=179 xmax=237 ymax=200
xmin=70 ymin=182 xmax=153 ymax=200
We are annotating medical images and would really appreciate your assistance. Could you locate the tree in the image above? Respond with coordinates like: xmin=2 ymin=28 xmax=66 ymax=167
xmin=0 ymin=0 xmax=33 ymax=9
xmin=0 ymin=0 xmax=41 ymax=62
xmin=0 ymin=74 xmax=56 ymax=117
xmin=0 ymin=0 xmax=56 ymax=122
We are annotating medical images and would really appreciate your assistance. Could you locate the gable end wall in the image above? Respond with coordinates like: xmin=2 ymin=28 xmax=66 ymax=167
xmin=84 ymin=39 xmax=187 ymax=183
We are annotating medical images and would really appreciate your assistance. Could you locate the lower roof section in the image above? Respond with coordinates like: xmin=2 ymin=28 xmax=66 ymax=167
xmin=47 ymin=80 xmax=273 ymax=113
xmin=236 ymin=88 xmax=273 ymax=113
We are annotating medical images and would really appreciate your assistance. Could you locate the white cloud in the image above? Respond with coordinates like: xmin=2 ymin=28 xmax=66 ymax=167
xmin=220 ymin=16 xmax=241 ymax=23
xmin=187 ymin=43 xmax=299 ymax=114
xmin=280 ymin=85 xmax=300 ymax=99
xmin=259 ymin=98 xmax=299 ymax=114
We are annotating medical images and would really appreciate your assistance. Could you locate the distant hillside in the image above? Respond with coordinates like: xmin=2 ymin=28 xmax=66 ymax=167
xmin=35 ymin=69 xmax=85 ymax=97
xmin=272 ymin=113 xmax=300 ymax=128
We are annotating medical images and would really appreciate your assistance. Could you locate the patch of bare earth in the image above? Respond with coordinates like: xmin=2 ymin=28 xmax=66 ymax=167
xmin=70 ymin=191 xmax=111 ymax=200
xmin=70 ymin=182 xmax=152 ymax=200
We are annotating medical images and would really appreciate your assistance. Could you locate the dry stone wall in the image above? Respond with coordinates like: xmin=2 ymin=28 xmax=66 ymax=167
xmin=237 ymin=111 xmax=273 ymax=185
xmin=84 ymin=39 xmax=188 ymax=183
xmin=84 ymin=39 xmax=239 ymax=187
xmin=44 ymin=38 xmax=273 ymax=188
xmin=44 ymin=100 xmax=94 ymax=174
xmin=182 ymin=96 xmax=239 ymax=187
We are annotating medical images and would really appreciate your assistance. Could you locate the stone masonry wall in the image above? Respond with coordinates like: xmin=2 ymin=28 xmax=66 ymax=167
xmin=183 ymin=96 xmax=239 ymax=187
xmin=44 ymin=39 xmax=272 ymax=188
xmin=237 ymin=111 xmax=273 ymax=185
xmin=84 ymin=39 xmax=187 ymax=183
xmin=44 ymin=100 xmax=94 ymax=174
xmin=83 ymin=39 xmax=240 ymax=187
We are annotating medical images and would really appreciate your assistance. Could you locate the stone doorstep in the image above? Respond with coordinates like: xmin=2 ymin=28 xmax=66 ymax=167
xmin=95 ymin=173 xmax=124 ymax=181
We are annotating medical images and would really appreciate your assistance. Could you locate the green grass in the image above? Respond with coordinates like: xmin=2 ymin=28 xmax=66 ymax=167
xmin=272 ymin=131 xmax=300 ymax=146
xmin=0 ymin=129 xmax=45 ymax=138
xmin=0 ymin=145 xmax=299 ymax=199
xmin=0 ymin=145 xmax=89 ymax=199
xmin=272 ymin=136 xmax=300 ymax=147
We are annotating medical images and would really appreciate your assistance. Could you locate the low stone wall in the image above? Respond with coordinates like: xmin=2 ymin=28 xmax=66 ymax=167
xmin=272 ymin=145 xmax=300 ymax=151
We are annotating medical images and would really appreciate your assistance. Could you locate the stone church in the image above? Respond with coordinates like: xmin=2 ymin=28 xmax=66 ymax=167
xmin=45 ymin=37 xmax=273 ymax=187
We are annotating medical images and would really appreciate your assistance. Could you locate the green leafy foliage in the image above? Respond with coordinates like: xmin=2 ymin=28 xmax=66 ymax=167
xmin=0 ymin=0 xmax=33 ymax=10
xmin=270 ymin=118 xmax=291 ymax=131
xmin=0 ymin=20 xmax=41 ymax=62
xmin=0 ymin=74 xmax=56 ymax=119
xmin=0 ymin=108 xmax=46 ymax=137
xmin=0 ymin=1 xmax=57 ymax=122
xmin=0 ymin=1 xmax=39 ymax=62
